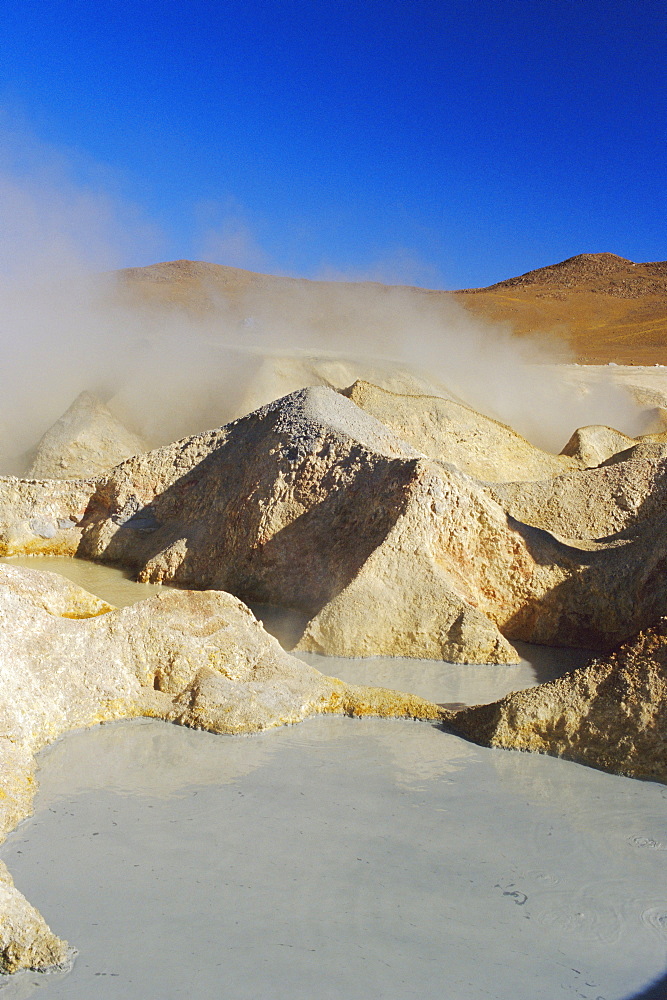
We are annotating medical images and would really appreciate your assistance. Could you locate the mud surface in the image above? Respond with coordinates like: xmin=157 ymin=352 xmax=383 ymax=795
xmin=1 ymin=558 xmax=666 ymax=999
xmin=2 ymin=713 xmax=667 ymax=1000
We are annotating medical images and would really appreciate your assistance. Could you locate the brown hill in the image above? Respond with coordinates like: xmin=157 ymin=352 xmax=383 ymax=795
xmin=458 ymin=253 xmax=667 ymax=364
xmin=114 ymin=253 xmax=667 ymax=365
xmin=484 ymin=253 xmax=667 ymax=296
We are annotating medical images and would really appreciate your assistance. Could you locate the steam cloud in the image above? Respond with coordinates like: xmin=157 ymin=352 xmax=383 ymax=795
xmin=0 ymin=129 xmax=648 ymax=474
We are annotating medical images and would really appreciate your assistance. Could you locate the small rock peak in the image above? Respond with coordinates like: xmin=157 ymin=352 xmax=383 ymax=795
xmin=482 ymin=251 xmax=667 ymax=297
xmin=494 ymin=253 xmax=634 ymax=286
xmin=559 ymin=252 xmax=634 ymax=267
xmin=25 ymin=391 xmax=149 ymax=480
xmin=64 ymin=390 xmax=108 ymax=414
xmin=117 ymin=259 xmax=216 ymax=282
xmin=117 ymin=259 xmax=269 ymax=285
xmin=545 ymin=252 xmax=637 ymax=277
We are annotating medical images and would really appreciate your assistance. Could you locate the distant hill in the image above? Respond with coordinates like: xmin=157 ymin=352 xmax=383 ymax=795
xmin=483 ymin=253 xmax=667 ymax=296
xmin=458 ymin=253 xmax=667 ymax=364
xmin=115 ymin=253 xmax=667 ymax=365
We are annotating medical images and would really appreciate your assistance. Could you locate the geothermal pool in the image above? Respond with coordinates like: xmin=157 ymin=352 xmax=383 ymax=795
xmin=1 ymin=559 xmax=667 ymax=999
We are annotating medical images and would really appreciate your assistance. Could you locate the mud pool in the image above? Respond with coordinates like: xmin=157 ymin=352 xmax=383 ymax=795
xmin=1 ymin=558 xmax=666 ymax=999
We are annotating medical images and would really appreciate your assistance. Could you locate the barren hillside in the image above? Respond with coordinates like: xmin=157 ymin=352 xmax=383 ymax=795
xmin=115 ymin=252 xmax=667 ymax=365
xmin=458 ymin=253 xmax=667 ymax=364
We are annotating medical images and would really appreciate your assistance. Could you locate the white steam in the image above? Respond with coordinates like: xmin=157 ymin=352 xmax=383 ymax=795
xmin=0 ymin=129 xmax=648 ymax=473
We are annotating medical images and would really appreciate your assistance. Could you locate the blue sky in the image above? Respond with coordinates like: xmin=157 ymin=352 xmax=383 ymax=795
xmin=0 ymin=0 xmax=664 ymax=288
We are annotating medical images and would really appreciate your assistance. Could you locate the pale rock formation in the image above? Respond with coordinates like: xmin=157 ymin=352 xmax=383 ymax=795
xmin=559 ymin=424 xmax=638 ymax=467
xmin=0 ymin=564 xmax=442 ymax=751
xmin=559 ymin=421 xmax=667 ymax=467
xmin=27 ymin=391 xmax=149 ymax=480
xmin=295 ymin=463 xmax=518 ymax=663
xmin=640 ymin=405 xmax=667 ymax=434
xmin=233 ymin=357 xmax=458 ymax=424
xmin=623 ymin=381 xmax=667 ymax=412
xmin=0 ymin=562 xmax=444 ymax=972
xmin=75 ymin=386 xmax=519 ymax=662
xmin=446 ymin=617 xmax=667 ymax=782
xmin=2 ymin=386 xmax=667 ymax=656
xmin=342 ymin=380 xmax=580 ymax=482
xmin=70 ymin=385 xmax=667 ymax=653
xmin=0 ymin=475 xmax=93 ymax=556
xmin=0 ymin=738 xmax=69 ymax=974
xmin=0 ymin=858 xmax=70 ymax=974
xmin=0 ymin=561 xmax=113 ymax=618
xmin=488 ymin=441 xmax=667 ymax=539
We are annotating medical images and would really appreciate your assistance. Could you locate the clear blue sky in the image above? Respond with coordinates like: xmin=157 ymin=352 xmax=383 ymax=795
xmin=0 ymin=0 xmax=664 ymax=288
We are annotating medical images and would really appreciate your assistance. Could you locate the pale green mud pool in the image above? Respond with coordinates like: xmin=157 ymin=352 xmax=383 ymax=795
xmin=0 ymin=555 xmax=165 ymax=608
xmin=1 ymin=558 xmax=666 ymax=1000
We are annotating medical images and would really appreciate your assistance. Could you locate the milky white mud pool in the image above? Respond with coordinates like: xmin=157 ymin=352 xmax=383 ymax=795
xmin=1 ymin=559 xmax=667 ymax=1000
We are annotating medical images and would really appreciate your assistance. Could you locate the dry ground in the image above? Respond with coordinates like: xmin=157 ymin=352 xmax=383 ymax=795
xmin=458 ymin=253 xmax=667 ymax=365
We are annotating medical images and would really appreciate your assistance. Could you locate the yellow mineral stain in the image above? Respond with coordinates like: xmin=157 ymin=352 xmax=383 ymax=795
xmin=60 ymin=608 xmax=112 ymax=619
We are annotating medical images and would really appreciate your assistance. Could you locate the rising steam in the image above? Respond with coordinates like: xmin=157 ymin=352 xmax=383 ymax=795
xmin=0 ymin=128 xmax=648 ymax=474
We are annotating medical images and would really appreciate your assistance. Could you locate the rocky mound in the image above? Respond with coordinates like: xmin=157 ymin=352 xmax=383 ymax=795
xmin=3 ymin=385 xmax=667 ymax=663
xmin=1 ymin=374 xmax=667 ymax=976
xmin=4 ymin=385 xmax=667 ymax=656
xmin=343 ymin=380 xmax=580 ymax=482
xmin=446 ymin=617 xmax=667 ymax=782
xmin=484 ymin=253 xmax=667 ymax=298
xmin=559 ymin=424 xmax=638 ymax=467
xmin=488 ymin=441 xmax=667 ymax=540
xmin=234 ymin=359 xmax=456 ymax=427
xmin=74 ymin=386 xmax=519 ymax=662
xmin=459 ymin=256 xmax=667 ymax=365
xmin=0 ymin=562 xmax=443 ymax=972
xmin=0 ymin=474 xmax=96 ymax=556
xmin=26 ymin=391 xmax=149 ymax=480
